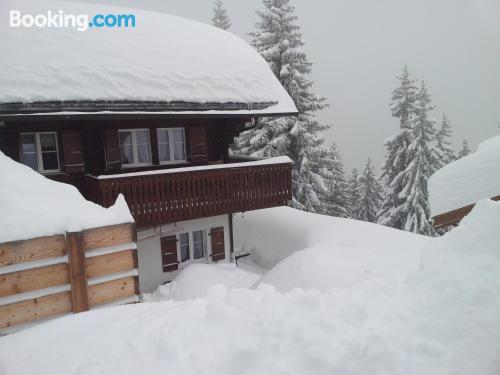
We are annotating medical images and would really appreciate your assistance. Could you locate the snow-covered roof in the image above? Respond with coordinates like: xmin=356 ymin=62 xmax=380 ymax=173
xmin=0 ymin=151 xmax=133 ymax=243
xmin=429 ymin=135 xmax=500 ymax=216
xmin=0 ymin=1 xmax=297 ymax=116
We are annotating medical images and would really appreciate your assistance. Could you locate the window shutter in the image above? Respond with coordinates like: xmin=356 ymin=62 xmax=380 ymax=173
xmin=210 ymin=227 xmax=225 ymax=262
xmin=161 ymin=235 xmax=179 ymax=272
xmin=61 ymin=130 xmax=84 ymax=174
xmin=104 ymin=129 xmax=121 ymax=171
xmin=189 ymin=126 xmax=208 ymax=163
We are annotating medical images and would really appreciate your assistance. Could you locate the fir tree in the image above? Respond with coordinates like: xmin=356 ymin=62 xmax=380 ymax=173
xmin=378 ymin=66 xmax=418 ymax=229
xmin=357 ymin=159 xmax=382 ymax=223
xmin=212 ymin=0 xmax=231 ymax=30
xmin=347 ymin=168 xmax=362 ymax=219
xmin=436 ymin=114 xmax=456 ymax=167
xmin=457 ymin=139 xmax=471 ymax=158
xmin=233 ymin=0 xmax=329 ymax=212
xmin=322 ymin=143 xmax=349 ymax=218
xmin=399 ymin=82 xmax=441 ymax=236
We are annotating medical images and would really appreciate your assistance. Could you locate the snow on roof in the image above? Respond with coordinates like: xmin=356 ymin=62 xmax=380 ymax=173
xmin=0 ymin=152 xmax=133 ymax=243
xmin=429 ymin=135 xmax=500 ymax=216
xmin=0 ymin=1 xmax=297 ymax=116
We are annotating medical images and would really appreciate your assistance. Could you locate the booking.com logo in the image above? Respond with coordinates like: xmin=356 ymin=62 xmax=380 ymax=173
xmin=9 ymin=10 xmax=136 ymax=31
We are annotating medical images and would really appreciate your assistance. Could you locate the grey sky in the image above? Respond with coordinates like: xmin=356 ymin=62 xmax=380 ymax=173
xmin=80 ymin=0 xmax=500 ymax=171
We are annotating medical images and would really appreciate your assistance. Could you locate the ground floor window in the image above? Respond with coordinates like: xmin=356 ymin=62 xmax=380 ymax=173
xmin=20 ymin=132 xmax=60 ymax=173
xmin=179 ymin=230 xmax=206 ymax=264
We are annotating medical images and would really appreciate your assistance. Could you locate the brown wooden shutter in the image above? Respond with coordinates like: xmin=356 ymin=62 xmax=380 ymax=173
xmin=210 ymin=227 xmax=225 ymax=262
xmin=104 ymin=129 xmax=121 ymax=171
xmin=61 ymin=130 xmax=84 ymax=174
xmin=161 ymin=235 xmax=179 ymax=272
xmin=189 ymin=126 xmax=208 ymax=163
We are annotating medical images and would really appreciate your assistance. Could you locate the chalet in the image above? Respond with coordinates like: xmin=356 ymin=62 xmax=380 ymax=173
xmin=429 ymin=135 xmax=500 ymax=228
xmin=0 ymin=2 xmax=297 ymax=292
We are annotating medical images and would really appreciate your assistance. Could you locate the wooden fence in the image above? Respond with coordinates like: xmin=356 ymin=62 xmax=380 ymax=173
xmin=85 ymin=162 xmax=293 ymax=228
xmin=0 ymin=222 xmax=138 ymax=331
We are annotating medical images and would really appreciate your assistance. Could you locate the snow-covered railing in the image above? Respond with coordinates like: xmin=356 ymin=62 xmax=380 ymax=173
xmin=85 ymin=157 xmax=293 ymax=228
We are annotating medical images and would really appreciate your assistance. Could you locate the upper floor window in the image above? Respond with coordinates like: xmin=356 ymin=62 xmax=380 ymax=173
xmin=118 ymin=129 xmax=151 ymax=167
xmin=157 ymin=128 xmax=186 ymax=164
xmin=20 ymin=132 xmax=60 ymax=173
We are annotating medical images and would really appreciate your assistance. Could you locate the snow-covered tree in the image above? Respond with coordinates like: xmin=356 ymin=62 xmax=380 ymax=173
xmin=347 ymin=168 xmax=362 ymax=219
xmin=457 ymin=139 xmax=471 ymax=158
xmin=233 ymin=0 xmax=329 ymax=212
xmin=378 ymin=66 xmax=418 ymax=229
xmin=322 ymin=143 xmax=349 ymax=218
xmin=212 ymin=0 xmax=231 ymax=30
xmin=398 ymin=82 xmax=441 ymax=236
xmin=436 ymin=114 xmax=456 ymax=167
xmin=357 ymin=159 xmax=382 ymax=223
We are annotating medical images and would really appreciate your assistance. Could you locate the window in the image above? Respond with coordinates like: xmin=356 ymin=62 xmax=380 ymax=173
xmin=20 ymin=132 xmax=60 ymax=173
xmin=118 ymin=129 xmax=151 ymax=167
xmin=157 ymin=128 xmax=186 ymax=164
xmin=178 ymin=230 xmax=206 ymax=264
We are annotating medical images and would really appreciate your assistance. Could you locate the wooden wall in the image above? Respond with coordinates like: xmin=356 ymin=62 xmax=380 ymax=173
xmin=0 ymin=222 xmax=138 ymax=331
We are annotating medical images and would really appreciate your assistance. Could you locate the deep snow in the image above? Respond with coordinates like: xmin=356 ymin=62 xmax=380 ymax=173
xmin=429 ymin=134 xmax=500 ymax=216
xmin=1 ymin=202 xmax=499 ymax=374
xmin=0 ymin=151 xmax=133 ymax=243
xmin=0 ymin=0 xmax=296 ymax=115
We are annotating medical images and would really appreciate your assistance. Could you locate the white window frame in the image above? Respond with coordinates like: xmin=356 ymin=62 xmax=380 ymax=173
xmin=118 ymin=128 xmax=152 ymax=168
xmin=156 ymin=128 xmax=187 ymax=165
xmin=178 ymin=229 xmax=207 ymax=266
xmin=20 ymin=131 xmax=61 ymax=174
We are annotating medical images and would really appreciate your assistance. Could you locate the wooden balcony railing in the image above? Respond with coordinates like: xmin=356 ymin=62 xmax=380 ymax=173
xmin=85 ymin=158 xmax=293 ymax=228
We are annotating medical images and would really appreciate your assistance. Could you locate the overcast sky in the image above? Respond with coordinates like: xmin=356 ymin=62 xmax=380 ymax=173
xmin=80 ymin=0 xmax=500 ymax=171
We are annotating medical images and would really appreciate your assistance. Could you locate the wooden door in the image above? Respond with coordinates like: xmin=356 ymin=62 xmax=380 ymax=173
xmin=161 ymin=236 xmax=179 ymax=272
xmin=210 ymin=227 xmax=225 ymax=262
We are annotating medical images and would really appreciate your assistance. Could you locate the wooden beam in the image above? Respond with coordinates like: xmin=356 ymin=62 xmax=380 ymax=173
xmin=433 ymin=194 xmax=500 ymax=228
xmin=0 ymin=291 xmax=72 ymax=329
xmin=86 ymin=249 xmax=137 ymax=279
xmin=0 ymin=235 xmax=66 ymax=267
xmin=82 ymin=223 xmax=136 ymax=251
xmin=0 ymin=263 xmax=69 ymax=297
xmin=88 ymin=276 xmax=138 ymax=308
xmin=67 ymin=232 xmax=89 ymax=313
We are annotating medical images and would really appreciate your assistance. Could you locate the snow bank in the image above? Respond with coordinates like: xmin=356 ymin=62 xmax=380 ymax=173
xmin=142 ymin=263 xmax=260 ymax=301
xmin=1 ymin=202 xmax=499 ymax=374
xmin=0 ymin=0 xmax=296 ymax=115
xmin=234 ymin=206 xmax=428 ymax=269
xmin=429 ymin=134 xmax=500 ymax=216
xmin=0 ymin=152 xmax=133 ymax=243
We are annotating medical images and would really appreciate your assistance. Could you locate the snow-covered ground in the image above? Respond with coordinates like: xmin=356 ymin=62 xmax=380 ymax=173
xmin=1 ymin=202 xmax=499 ymax=374
xmin=0 ymin=151 xmax=133 ymax=243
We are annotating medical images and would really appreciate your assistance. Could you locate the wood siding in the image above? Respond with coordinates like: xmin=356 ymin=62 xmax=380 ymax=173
xmin=433 ymin=194 xmax=500 ymax=228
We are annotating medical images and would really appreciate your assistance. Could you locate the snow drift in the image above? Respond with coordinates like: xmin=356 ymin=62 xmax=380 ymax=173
xmin=0 ymin=0 xmax=296 ymax=115
xmin=0 ymin=151 xmax=133 ymax=243
xmin=1 ymin=200 xmax=499 ymax=374
xmin=429 ymin=134 xmax=500 ymax=216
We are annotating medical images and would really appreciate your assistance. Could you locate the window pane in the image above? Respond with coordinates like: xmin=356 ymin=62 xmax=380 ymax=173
xmin=119 ymin=131 xmax=132 ymax=145
xmin=20 ymin=134 xmax=38 ymax=170
xmin=159 ymin=143 xmax=171 ymax=162
xmin=137 ymin=143 xmax=151 ymax=163
xmin=136 ymin=130 xmax=149 ymax=144
xmin=173 ymin=130 xmax=185 ymax=160
xmin=180 ymin=233 xmax=190 ymax=262
xmin=173 ymin=129 xmax=184 ymax=143
xmin=157 ymin=129 xmax=169 ymax=143
xmin=120 ymin=144 xmax=134 ymax=164
xmin=41 ymin=152 xmax=59 ymax=171
xmin=193 ymin=230 xmax=204 ymax=260
xmin=39 ymin=133 xmax=57 ymax=152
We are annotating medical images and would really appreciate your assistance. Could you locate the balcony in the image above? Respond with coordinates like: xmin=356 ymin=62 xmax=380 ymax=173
xmin=85 ymin=157 xmax=293 ymax=228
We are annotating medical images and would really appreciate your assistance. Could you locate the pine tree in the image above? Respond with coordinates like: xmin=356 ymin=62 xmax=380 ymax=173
xmin=378 ymin=66 xmax=418 ymax=229
xmin=398 ymin=82 xmax=441 ymax=236
xmin=347 ymin=168 xmax=362 ymax=219
xmin=212 ymin=0 xmax=231 ymax=30
xmin=457 ymin=139 xmax=471 ymax=158
xmin=436 ymin=114 xmax=456 ymax=167
xmin=322 ymin=143 xmax=349 ymax=218
xmin=357 ymin=159 xmax=383 ymax=223
xmin=233 ymin=0 xmax=329 ymax=212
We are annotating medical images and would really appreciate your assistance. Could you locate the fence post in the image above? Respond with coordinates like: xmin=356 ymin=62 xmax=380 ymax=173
xmin=66 ymin=231 xmax=89 ymax=313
